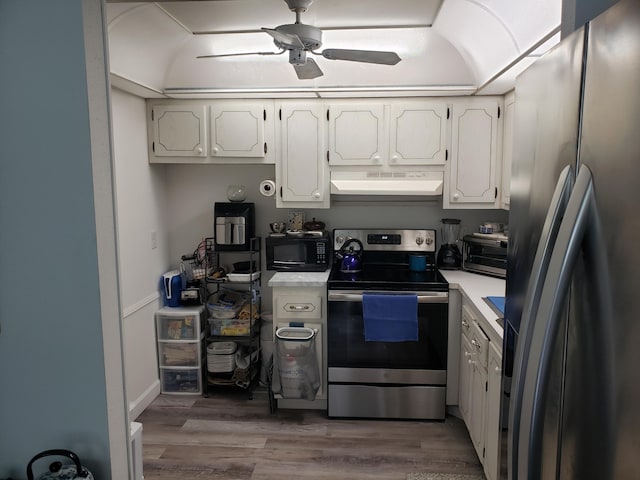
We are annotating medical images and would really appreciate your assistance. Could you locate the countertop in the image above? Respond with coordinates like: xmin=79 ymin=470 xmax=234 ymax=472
xmin=440 ymin=270 xmax=506 ymax=343
xmin=267 ymin=270 xmax=332 ymax=287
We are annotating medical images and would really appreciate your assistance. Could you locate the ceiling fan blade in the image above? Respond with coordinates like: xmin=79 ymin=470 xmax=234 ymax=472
xmin=293 ymin=58 xmax=324 ymax=79
xmin=262 ymin=27 xmax=305 ymax=50
xmin=197 ymin=50 xmax=285 ymax=59
xmin=319 ymin=49 xmax=401 ymax=65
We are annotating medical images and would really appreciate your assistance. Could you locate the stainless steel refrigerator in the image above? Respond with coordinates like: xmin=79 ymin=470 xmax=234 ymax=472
xmin=503 ymin=0 xmax=640 ymax=478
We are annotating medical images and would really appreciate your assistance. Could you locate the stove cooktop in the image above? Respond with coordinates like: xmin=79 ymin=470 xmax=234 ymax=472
xmin=328 ymin=264 xmax=448 ymax=291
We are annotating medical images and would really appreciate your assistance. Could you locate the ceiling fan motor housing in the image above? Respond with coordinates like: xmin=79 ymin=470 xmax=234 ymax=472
xmin=276 ymin=23 xmax=322 ymax=50
xmin=284 ymin=0 xmax=314 ymax=12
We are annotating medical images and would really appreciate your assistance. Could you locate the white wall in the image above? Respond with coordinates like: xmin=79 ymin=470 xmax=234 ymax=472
xmin=111 ymin=88 xmax=169 ymax=418
xmin=163 ymin=163 xmax=509 ymax=311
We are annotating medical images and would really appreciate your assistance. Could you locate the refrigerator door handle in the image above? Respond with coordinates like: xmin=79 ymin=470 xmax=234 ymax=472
xmin=508 ymin=165 xmax=573 ymax=479
xmin=515 ymin=165 xmax=614 ymax=480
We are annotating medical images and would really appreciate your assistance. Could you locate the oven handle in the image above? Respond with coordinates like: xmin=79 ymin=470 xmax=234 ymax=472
xmin=328 ymin=290 xmax=448 ymax=303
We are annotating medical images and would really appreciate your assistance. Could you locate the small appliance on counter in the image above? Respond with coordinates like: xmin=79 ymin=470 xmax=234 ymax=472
xmin=162 ymin=270 xmax=183 ymax=307
xmin=266 ymin=230 xmax=331 ymax=272
xmin=462 ymin=232 xmax=508 ymax=278
xmin=214 ymin=202 xmax=255 ymax=251
xmin=437 ymin=218 xmax=462 ymax=269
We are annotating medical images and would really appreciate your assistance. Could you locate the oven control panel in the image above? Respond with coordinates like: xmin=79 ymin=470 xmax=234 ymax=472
xmin=333 ymin=229 xmax=436 ymax=252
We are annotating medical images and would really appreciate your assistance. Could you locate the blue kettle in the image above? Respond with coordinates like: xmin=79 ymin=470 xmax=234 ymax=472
xmin=336 ymin=238 xmax=364 ymax=273
xmin=162 ymin=270 xmax=182 ymax=307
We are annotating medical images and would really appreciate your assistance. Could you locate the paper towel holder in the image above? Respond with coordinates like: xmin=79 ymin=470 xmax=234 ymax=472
xmin=259 ymin=179 xmax=276 ymax=197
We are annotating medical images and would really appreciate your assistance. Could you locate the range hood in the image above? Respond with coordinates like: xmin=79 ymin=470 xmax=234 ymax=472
xmin=330 ymin=170 xmax=444 ymax=196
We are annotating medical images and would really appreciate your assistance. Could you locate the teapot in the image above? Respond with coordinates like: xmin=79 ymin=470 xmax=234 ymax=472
xmin=336 ymin=238 xmax=364 ymax=273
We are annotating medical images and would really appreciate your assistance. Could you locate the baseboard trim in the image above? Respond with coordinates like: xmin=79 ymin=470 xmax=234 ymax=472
xmin=129 ymin=379 xmax=161 ymax=420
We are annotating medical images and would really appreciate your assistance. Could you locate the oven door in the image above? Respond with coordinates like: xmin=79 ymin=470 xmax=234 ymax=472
xmin=327 ymin=290 xmax=448 ymax=372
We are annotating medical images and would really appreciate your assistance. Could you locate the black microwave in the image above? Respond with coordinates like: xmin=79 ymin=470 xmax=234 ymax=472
xmin=266 ymin=232 xmax=331 ymax=272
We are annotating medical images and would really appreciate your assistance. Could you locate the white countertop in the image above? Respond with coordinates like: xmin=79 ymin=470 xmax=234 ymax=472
xmin=440 ymin=270 xmax=506 ymax=342
xmin=267 ymin=270 xmax=332 ymax=287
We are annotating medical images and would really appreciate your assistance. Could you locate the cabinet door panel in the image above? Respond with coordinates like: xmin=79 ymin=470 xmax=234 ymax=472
xmin=152 ymin=105 xmax=207 ymax=157
xmin=280 ymin=104 xmax=327 ymax=203
xmin=391 ymin=103 xmax=447 ymax=165
xmin=448 ymin=101 xmax=499 ymax=207
xmin=329 ymin=104 xmax=384 ymax=165
xmin=484 ymin=342 xmax=503 ymax=480
xmin=210 ymin=104 xmax=265 ymax=158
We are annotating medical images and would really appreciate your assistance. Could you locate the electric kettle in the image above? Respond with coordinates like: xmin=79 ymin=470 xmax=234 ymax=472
xmin=336 ymin=238 xmax=364 ymax=273
xmin=27 ymin=449 xmax=93 ymax=480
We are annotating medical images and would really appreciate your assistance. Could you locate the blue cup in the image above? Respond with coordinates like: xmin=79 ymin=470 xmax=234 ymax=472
xmin=409 ymin=254 xmax=427 ymax=272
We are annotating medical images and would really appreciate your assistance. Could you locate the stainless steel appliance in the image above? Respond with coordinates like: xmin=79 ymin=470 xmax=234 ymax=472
xmin=462 ymin=233 xmax=508 ymax=278
xmin=504 ymin=2 xmax=640 ymax=478
xmin=214 ymin=202 xmax=255 ymax=251
xmin=265 ymin=231 xmax=331 ymax=272
xmin=327 ymin=229 xmax=449 ymax=420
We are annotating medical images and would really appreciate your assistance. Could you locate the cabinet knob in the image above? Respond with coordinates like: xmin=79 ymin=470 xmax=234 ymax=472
xmin=374 ymin=155 xmax=381 ymax=162
xmin=495 ymin=366 xmax=502 ymax=374
xmin=471 ymin=339 xmax=482 ymax=349
xmin=453 ymin=193 xmax=460 ymax=201
xmin=197 ymin=147 xmax=204 ymax=154
xmin=212 ymin=147 xmax=219 ymax=154
xmin=313 ymin=192 xmax=321 ymax=199
xmin=391 ymin=155 xmax=398 ymax=163
xmin=464 ymin=351 xmax=472 ymax=358
xmin=461 ymin=320 xmax=469 ymax=328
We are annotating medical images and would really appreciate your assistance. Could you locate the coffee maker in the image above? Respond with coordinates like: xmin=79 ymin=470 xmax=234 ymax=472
xmin=437 ymin=218 xmax=462 ymax=269
xmin=214 ymin=202 xmax=255 ymax=251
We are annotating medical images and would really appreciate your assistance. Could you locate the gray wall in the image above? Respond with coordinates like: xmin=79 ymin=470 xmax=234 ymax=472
xmin=0 ymin=1 xmax=126 ymax=477
xmin=562 ymin=0 xmax=618 ymax=37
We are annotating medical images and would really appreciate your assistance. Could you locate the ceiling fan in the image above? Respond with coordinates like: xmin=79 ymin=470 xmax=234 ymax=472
xmin=196 ymin=0 xmax=402 ymax=80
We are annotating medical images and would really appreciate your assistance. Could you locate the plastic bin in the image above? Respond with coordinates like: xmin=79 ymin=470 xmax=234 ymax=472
xmin=274 ymin=327 xmax=320 ymax=400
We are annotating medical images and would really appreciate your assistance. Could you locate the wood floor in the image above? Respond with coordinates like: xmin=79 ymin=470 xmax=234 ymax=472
xmin=137 ymin=388 xmax=484 ymax=480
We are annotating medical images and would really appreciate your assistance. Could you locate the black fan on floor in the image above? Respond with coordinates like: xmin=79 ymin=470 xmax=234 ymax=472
xmin=197 ymin=0 xmax=402 ymax=79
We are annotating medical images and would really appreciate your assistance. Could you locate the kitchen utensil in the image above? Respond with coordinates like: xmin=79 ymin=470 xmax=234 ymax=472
xmin=27 ymin=449 xmax=94 ymax=480
xmin=303 ymin=217 xmax=325 ymax=231
xmin=479 ymin=222 xmax=504 ymax=234
xmin=408 ymin=254 xmax=427 ymax=272
xmin=336 ymin=238 xmax=364 ymax=273
xmin=269 ymin=222 xmax=287 ymax=234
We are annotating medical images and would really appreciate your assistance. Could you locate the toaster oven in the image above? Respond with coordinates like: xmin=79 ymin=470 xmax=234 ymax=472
xmin=462 ymin=233 xmax=508 ymax=278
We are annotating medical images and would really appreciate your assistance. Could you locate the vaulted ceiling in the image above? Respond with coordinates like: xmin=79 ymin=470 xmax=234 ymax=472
xmin=106 ymin=0 xmax=561 ymax=98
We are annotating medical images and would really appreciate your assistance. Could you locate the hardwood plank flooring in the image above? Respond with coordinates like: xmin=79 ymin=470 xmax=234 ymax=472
xmin=137 ymin=388 xmax=484 ymax=480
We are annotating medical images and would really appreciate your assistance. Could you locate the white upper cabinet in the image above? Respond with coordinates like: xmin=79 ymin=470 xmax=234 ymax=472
xmin=328 ymin=104 xmax=385 ymax=166
xmin=276 ymin=102 xmax=329 ymax=208
xmin=148 ymin=101 xmax=275 ymax=164
xmin=389 ymin=102 xmax=448 ymax=165
xmin=445 ymin=98 xmax=502 ymax=208
xmin=328 ymin=100 xmax=448 ymax=167
xmin=210 ymin=103 xmax=267 ymax=158
xmin=500 ymin=91 xmax=515 ymax=209
xmin=151 ymin=104 xmax=207 ymax=157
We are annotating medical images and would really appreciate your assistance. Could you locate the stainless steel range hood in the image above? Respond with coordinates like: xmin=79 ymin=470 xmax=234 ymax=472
xmin=330 ymin=171 xmax=444 ymax=196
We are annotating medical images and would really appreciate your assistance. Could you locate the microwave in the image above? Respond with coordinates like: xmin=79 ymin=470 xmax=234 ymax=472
xmin=462 ymin=233 xmax=508 ymax=278
xmin=266 ymin=232 xmax=331 ymax=272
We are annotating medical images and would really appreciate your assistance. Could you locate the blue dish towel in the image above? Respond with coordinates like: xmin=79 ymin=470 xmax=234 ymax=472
xmin=487 ymin=296 xmax=505 ymax=316
xmin=362 ymin=293 xmax=418 ymax=342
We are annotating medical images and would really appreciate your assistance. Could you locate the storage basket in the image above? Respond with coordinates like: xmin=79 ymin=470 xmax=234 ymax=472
xmin=207 ymin=341 xmax=237 ymax=373
xmin=207 ymin=289 xmax=249 ymax=319
xmin=274 ymin=327 xmax=320 ymax=400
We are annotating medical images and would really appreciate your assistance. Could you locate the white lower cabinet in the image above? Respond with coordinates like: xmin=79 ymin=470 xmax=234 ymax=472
xmin=271 ymin=285 xmax=327 ymax=409
xmin=457 ymin=299 xmax=502 ymax=478
xmin=484 ymin=341 xmax=503 ymax=480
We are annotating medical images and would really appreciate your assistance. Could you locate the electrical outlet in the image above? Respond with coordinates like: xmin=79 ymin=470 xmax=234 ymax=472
xmin=151 ymin=231 xmax=158 ymax=250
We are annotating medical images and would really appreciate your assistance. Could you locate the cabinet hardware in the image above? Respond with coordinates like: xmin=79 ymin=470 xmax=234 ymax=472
xmin=264 ymin=142 xmax=267 ymax=154
xmin=263 ymin=109 xmax=266 ymax=121
xmin=280 ymin=186 xmax=283 ymax=197
xmin=445 ymin=149 xmax=448 ymax=161
xmin=152 ymin=141 xmax=155 ymax=153
xmin=447 ymin=107 xmax=450 ymax=119
xmin=495 ymin=187 xmax=498 ymax=199
xmin=151 ymin=109 xmax=154 ymax=121
xmin=279 ymin=109 xmax=281 ymax=120
xmin=326 ymin=110 xmax=330 ymax=121
xmin=327 ymin=151 xmax=330 ymax=163
xmin=498 ymin=106 xmax=501 ymax=118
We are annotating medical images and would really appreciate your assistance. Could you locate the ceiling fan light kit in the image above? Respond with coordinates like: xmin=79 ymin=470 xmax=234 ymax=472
xmin=197 ymin=0 xmax=402 ymax=80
